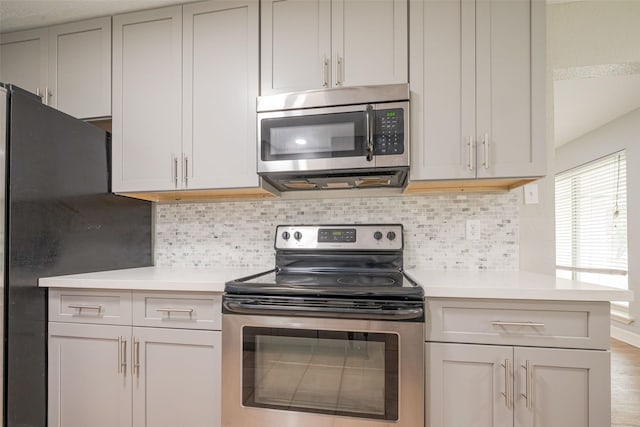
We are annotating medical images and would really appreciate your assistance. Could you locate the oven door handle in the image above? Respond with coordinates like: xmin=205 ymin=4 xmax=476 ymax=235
xmin=223 ymin=300 xmax=423 ymax=321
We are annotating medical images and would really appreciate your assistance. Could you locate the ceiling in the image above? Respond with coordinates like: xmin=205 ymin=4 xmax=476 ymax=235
xmin=553 ymin=66 xmax=640 ymax=147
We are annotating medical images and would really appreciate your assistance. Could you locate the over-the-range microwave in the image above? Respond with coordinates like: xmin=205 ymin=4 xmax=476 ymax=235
xmin=256 ymin=84 xmax=409 ymax=192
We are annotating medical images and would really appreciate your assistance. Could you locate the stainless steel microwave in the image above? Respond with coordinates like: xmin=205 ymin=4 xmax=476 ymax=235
xmin=257 ymin=84 xmax=410 ymax=191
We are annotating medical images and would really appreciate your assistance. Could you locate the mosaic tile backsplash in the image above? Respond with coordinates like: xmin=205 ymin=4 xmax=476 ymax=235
xmin=154 ymin=192 xmax=520 ymax=270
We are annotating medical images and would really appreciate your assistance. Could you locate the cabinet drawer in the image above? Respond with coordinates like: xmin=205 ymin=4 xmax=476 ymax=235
xmin=426 ymin=298 xmax=610 ymax=350
xmin=132 ymin=292 xmax=221 ymax=330
xmin=49 ymin=289 xmax=132 ymax=325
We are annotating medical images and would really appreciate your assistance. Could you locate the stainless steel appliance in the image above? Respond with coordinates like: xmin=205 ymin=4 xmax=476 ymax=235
xmin=0 ymin=83 xmax=153 ymax=427
xmin=222 ymin=224 xmax=424 ymax=427
xmin=257 ymin=84 xmax=410 ymax=191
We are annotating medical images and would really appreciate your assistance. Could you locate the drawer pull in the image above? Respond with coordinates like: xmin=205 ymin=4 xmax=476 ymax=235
xmin=491 ymin=321 xmax=545 ymax=328
xmin=68 ymin=304 xmax=103 ymax=313
xmin=156 ymin=308 xmax=194 ymax=315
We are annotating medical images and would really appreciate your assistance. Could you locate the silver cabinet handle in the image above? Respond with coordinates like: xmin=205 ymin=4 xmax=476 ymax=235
xmin=482 ymin=132 xmax=489 ymax=169
xmin=467 ymin=136 xmax=475 ymax=171
xmin=36 ymin=88 xmax=43 ymax=103
xmin=184 ymin=156 xmax=189 ymax=187
xmin=492 ymin=321 xmax=545 ymax=328
xmin=118 ymin=336 xmax=127 ymax=375
xmin=45 ymin=87 xmax=51 ymax=106
xmin=117 ymin=336 xmax=122 ymax=374
xmin=336 ymin=55 xmax=343 ymax=86
xmin=132 ymin=337 xmax=140 ymax=378
xmin=68 ymin=304 xmax=103 ymax=313
xmin=156 ymin=308 xmax=194 ymax=315
xmin=172 ymin=154 xmax=178 ymax=187
xmin=322 ymin=56 xmax=329 ymax=88
xmin=500 ymin=359 xmax=513 ymax=409
xmin=365 ymin=104 xmax=374 ymax=162
xmin=521 ymin=360 xmax=533 ymax=409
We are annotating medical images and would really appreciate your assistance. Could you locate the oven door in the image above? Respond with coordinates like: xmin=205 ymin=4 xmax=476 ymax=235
xmin=222 ymin=312 xmax=424 ymax=427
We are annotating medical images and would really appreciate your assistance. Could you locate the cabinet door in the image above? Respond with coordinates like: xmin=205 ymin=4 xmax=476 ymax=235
xmin=409 ymin=0 xmax=475 ymax=180
xmin=514 ymin=347 xmax=610 ymax=427
xmin=48 ymin=323 xmax=132 ymax=427
xmin=261 ymin=0 xmax=331 ymax=94
xmin=0 ymin=29 xmax=48 ymax=100
xmin=332 ymin=0 xmax=407 ymax=87
xmin=475 ymin=0 xmax=545 ymax=179
xmin=426 ymin=342 xmax=513 ymax=427
xmin=183 ymin=0 xmax=259 ymax=190
xmin=48 ymin=17 xmax=111 ymax=119
xmin=132 ymin=327 xmax=221 ymax=427
xmin=112 ymin=7 xmax=183 ymax=192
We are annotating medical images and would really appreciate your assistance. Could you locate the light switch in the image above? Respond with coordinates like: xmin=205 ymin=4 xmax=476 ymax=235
xmin=524 ymin=183 xmax=539 ymax=205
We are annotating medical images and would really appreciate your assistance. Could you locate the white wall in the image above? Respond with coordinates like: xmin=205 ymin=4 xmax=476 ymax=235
xmin=521 ymin=1 xmax=640 ymax=341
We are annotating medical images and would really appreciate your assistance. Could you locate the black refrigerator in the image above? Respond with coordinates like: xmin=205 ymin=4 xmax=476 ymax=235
xmin=0 ymin=84 xmax=153 ymax=426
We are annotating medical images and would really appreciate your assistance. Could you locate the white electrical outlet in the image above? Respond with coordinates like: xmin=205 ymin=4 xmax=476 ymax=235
xmin=466 ymin=219 xmax=481 ymax=240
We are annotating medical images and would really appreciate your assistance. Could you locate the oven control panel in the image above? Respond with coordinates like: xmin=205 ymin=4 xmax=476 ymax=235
xmin=275 ymin=225 xmax=403 ymax=250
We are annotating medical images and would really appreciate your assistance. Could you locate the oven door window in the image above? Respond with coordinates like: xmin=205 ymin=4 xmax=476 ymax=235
xmin=242 ymin=327 xmax=399 ymax=421
xmin=261 ymin=112 xmax=367 ymax=161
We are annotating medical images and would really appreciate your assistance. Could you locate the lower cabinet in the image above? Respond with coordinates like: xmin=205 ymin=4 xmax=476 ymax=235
xmin=132 ymin=327 xmax=220 ymax=427
xmin=426 ymin=342 xmax=610 ymax=427
xmin=425 ymin=298 xmax=611 ymax=427
xmin=48 ymin=289 xmax=222 ymax=427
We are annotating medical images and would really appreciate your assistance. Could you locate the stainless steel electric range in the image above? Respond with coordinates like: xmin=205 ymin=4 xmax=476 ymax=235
xmin=222 ymin=224 xmax=425 ymax=427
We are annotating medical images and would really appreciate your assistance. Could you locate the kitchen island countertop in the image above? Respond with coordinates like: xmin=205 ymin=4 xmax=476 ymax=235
xmin=40 ymin=266 xmax=633 ymax=302
xmin=406 ymin=269 xmax=633 ymax=302
xmin=38 ymin=266 xmax=265 ymax=293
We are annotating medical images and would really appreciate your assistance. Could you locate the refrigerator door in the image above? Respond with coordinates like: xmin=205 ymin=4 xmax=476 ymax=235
xmin=0 ymin=86 xmax=6 ymax=427
xmin=4 ymin=84 xmax=152 ymax=427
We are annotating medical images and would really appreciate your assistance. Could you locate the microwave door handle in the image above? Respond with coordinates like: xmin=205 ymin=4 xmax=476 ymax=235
xmin=365 ymin=105 xmax=374 ymax=162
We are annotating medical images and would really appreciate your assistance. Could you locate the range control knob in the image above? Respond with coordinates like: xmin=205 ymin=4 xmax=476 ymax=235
xmin=293 ymin=231 xmax=302 ymax=241
xmin=282 ymin=231 xmax=291 ymax=240
xmin=373 ymin=231 xmax=383 ymax=240
xmin=387 ymin=231 xmax=397 ymax=241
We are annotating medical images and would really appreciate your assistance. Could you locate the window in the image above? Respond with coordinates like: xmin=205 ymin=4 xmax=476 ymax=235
xmin=555 ymin=151 xmax=628 ymax=307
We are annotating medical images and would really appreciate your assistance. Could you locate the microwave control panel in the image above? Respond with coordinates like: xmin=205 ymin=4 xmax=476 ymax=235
xmin=374 ymin=108 xmax=404 ymax=156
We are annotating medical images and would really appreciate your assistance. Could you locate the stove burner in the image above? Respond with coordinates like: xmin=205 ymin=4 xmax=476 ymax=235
xmin=336 ymin=276 xmax=397 ymax=286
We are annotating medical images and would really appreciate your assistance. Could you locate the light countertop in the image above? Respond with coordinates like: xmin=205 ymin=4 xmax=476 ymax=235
xmin=406 ymin=269 xmax=633 ymax=302
xmin=40 ymin=266 xmax=634 ymax=302
xmin=38 ymin=266 xmax=265 ymax=293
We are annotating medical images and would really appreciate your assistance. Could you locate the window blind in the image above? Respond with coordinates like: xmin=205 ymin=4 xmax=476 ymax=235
xmin=555 ymin=151 xmax=628 ymax=290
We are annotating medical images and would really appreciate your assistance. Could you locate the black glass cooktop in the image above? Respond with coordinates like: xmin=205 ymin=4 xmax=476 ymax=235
xmin=225 ymin=269 xmax=424 ymax=300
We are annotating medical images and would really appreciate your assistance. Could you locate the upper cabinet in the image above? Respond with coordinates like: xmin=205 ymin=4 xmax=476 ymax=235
xmin=0 ymin=29 xmax=48 ymax=100
xmin=112 ymin=0 xmax=260 ymax=194
xmin=409 ymin=0 xmax=546 ymax=182
xmin=0 ymin=17 xmax=111 ymax=119
xmin=261 ymin=0 xmax=408 ymax=95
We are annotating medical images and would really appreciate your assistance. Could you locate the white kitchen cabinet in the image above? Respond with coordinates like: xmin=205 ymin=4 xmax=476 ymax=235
xmin=48 ymin=289 xmax=222 ymax=427
xmin=112 ymin=6 xmax=183 ymax=193
xmin=182 ymin=0 xmax=259 ymax=189
xmin=261 ymin=0 xmax=407 ymax=95
xmin=427 ymin=342 xmax=610 ymax=427
xmin=409 ymin=0 xmax=545 ymax=182
xmin=132 ymin=327 xmax=221 ymax=427
xmin=0 ymin=18 xmax=111 ymax=119
xmin=425 ymin=298 xmax=611 ymax=427
xmin=0 ymin=29 xmax=48 ymax=101
xmin=48 ymin=17 xmax=112 ymax=119
xmin=48 ymin=322 xmax=132 ymax=427
xmin=427 ymin=343 xmax=512 ymax=427
xmin=113 ymin=0 xmax=259 ymax=193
